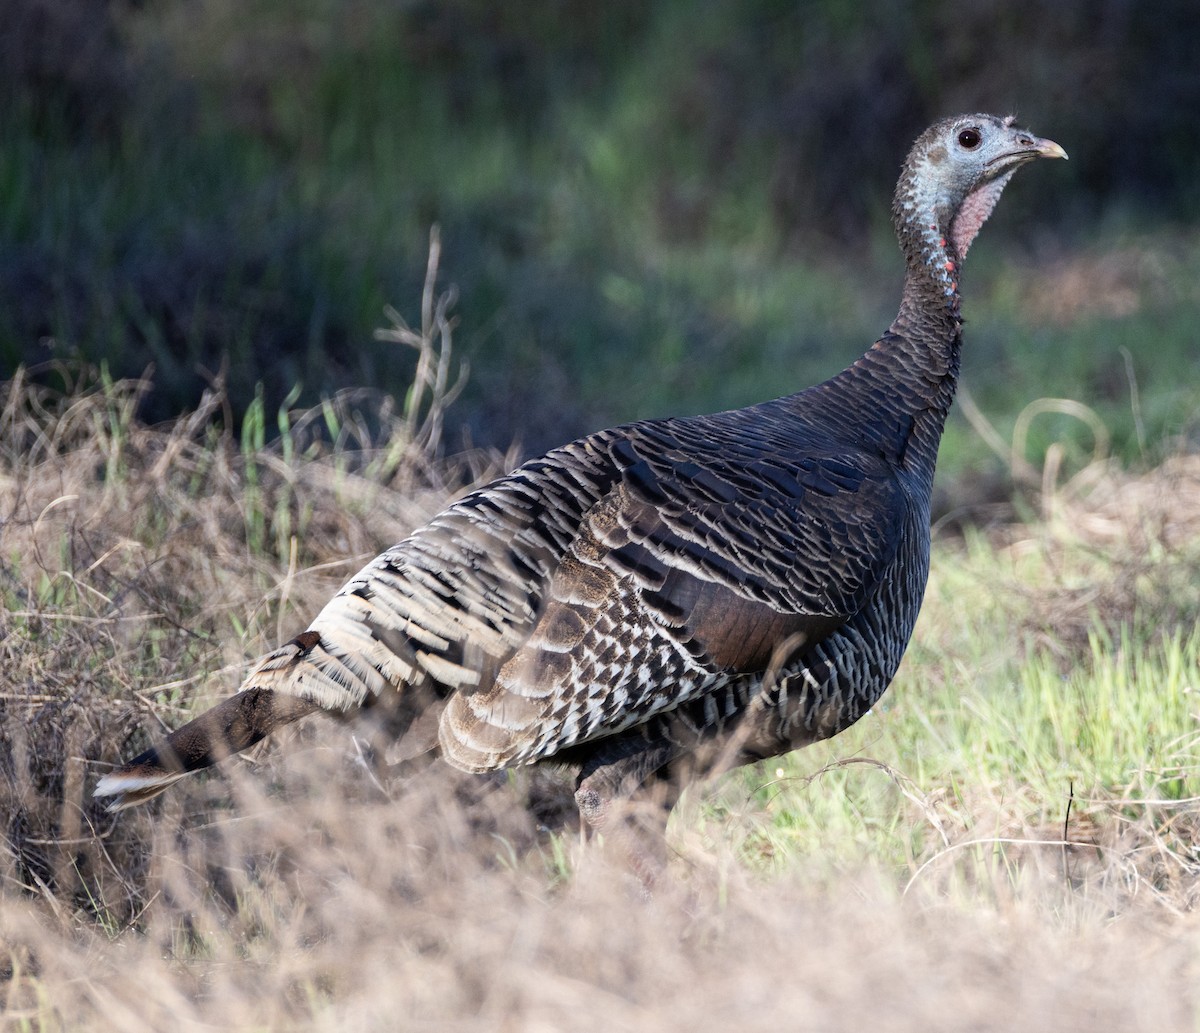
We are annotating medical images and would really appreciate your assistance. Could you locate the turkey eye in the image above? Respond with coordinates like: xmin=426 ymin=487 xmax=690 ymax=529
xmin=958 ymin=128 xmax=981 ymax=149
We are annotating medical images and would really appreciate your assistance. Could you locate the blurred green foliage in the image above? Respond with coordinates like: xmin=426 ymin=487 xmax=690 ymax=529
xmin=1 ymin=0 xmax=1198 ymax=471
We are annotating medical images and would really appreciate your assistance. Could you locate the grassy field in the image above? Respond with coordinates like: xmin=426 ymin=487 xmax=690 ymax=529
xmin=3 ymin=250 xmax=1200 ymax=1030
xmin=6 ymin=4 xmax=1200 ymax=1027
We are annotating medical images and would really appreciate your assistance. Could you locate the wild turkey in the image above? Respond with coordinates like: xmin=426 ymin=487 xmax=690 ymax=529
xmin=96 ymin=115 xmax=1065 ymax=858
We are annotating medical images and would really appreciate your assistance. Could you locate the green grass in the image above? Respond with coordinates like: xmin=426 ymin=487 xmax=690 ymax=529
xmin=686 ymin=515 xmax=1200 ymax=887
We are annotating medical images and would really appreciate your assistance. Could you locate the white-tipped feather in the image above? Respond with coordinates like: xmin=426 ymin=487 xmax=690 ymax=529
xmin=93 ymin=770 xmax=188 ymax=811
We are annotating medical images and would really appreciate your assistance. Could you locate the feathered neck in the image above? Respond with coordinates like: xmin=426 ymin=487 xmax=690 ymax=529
xmin=801 ymin=148 xmax=1022 ymax=483
xmin=892 ymin=149 xmax=1018 ymax=316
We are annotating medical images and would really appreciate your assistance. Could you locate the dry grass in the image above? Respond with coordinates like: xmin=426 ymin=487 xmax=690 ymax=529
xmin=995 ymin=447 xmax=1200 ymax=663
xmin=3 ymin=304 xmax=1200 ymax=1027
xmin=6 ymin=776 xmax=1200 ymax=1032
xmin=1021 ymin=243 xmax=1176 ymax=326
xmin=0 ymin=240 xmax=506 ymax=921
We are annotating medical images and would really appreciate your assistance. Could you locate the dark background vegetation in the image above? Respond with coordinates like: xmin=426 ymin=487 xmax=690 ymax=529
xmin=3 ymin=0 xmax=1199 ymax=458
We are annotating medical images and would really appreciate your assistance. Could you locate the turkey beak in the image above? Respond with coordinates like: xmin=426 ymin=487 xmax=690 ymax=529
xmin=988 ymin=134 xmax=1068 ymax=175
xmin=1032 ymin=137 xmax=1068 ymax=161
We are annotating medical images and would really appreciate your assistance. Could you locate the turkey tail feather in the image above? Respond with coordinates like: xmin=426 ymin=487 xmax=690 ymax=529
xmin=94 ymin=688 xmax=318 ymax=811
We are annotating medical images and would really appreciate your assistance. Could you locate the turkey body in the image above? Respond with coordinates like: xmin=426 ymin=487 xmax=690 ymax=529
xmin=95 ymin=114 xmax=1066 ymax=854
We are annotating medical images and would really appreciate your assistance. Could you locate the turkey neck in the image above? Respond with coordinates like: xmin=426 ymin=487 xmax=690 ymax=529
xmin=792 ymin=134 xmax=994 ymax=491
xmin=799 ymin=261 xmax=963 ymax=494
